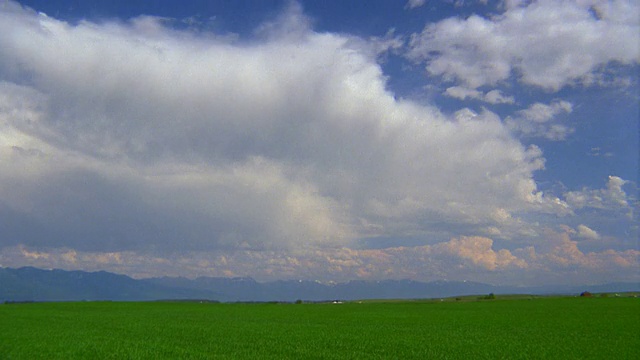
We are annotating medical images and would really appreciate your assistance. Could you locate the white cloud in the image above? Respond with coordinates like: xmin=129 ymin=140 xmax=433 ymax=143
xmin=483 ymin=89 xmax=515 ymax=104
xmin=520 ymin=229 xmax=638 ymax=274
xmin=505 ymin=100 xmax=574 ymax=140
xmin=405 ymin=0 xmax=427 ymax=10
xmin=431 ymin=236 xmax=526 ymax=270
xmin=367 ymin=29 xmax=404 ymax=59
xmin=254 ymin=1 xmax=312 ymax=40
xmin=444 ymin=86 xmax=483 ymax=100
xmin=577 ymin=224 xmax=600 ymax=240
xmin=564 ymin=176 xmax=634 ymax=215
xmin=444 ymin=86 xmax=515 ymax=104
xmin=517 ymin=101 xmax=573 ymax=123
xmin=407 ymin=0 xmax=640 ymax=90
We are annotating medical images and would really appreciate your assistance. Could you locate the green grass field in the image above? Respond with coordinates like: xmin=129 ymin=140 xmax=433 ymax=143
xmin=1 ymin=296 xmax=638 ymax=359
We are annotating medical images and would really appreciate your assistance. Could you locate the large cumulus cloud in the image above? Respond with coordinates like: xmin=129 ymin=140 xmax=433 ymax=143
xmin=0 ymin=1 xmax=552 ymax=254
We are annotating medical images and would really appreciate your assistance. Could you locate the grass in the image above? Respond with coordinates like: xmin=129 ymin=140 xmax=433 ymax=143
xmin=1 ymin=296 xmax=638 ymax=359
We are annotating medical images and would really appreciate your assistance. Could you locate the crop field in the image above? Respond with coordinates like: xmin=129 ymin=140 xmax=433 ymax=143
xmin=1 ymin=296 xmax=638 ymax=359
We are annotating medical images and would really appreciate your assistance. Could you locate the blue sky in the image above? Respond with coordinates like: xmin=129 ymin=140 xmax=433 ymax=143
xmin=0 ymin=0 xmax=637 ymax=286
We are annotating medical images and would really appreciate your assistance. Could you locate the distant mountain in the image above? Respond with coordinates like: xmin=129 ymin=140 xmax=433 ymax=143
xmin=0 ymin=267 xmax=216 ymax=302
xmin=1 ymin=267 xmax=637 ymax=302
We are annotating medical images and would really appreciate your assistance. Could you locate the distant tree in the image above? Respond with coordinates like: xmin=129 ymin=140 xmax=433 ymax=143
xmin=580 ymin=291 xmax=592 ymax=297
xmin=484 ymin=293 xmax=496 ymax=300
xmin=295 ymin=299 xmax=303 ymax=304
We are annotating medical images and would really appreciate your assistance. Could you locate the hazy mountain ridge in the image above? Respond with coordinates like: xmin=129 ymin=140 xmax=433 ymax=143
xmin=1 ymin=267 xmax=637 ymax=302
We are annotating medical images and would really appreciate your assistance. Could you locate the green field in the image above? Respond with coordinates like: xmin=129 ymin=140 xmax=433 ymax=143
xmin=1 ymin=296 xmax=638 ymax=359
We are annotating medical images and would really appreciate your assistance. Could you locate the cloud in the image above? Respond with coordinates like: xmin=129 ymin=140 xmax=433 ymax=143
xmin=483 ymin=89 xmax=515 ymax=105
xmin=505 ymin=100 xmax=574 ymax=140
xmin=516 ymin=101 xmax=573 ymax=123
xmin=0 ymin=240 xmax=528 ymax=282
xmin=407 ymin=0 xmax=639 ymax=90
xmin=405 ymin=0 xmax=427 ymax=10
xmin=587 ymin=147 xmax=614 ymax=158
xmin=367 ymin=29 xmax=404 ymax=59
xmin=0 ymin=2 xmax=557 ymax=255
xmin=576 ymin=224 xmax=600 ymax=240
xmin=564 ymin=176 xmax=634 ymax=215
xmin=444 ymin=86 xmax=515 ymax=104
xmin=444 ymin=86 xmax=482 ymax=100
xmin=3 ymin=232 xmax=637 ymax=285
xmin=431 ymin=236 xmax=526 ymax=270
xmin=254 ymin=1 xmax=312 ymax=40
xmin=521 ymin=228 xmax=638 ymax=273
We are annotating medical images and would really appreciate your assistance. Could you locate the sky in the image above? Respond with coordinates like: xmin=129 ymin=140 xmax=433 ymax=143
xmin=0 ymin=0 xmax=638 ymax=286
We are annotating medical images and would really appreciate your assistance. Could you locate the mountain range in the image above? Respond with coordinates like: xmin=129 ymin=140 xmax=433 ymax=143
xmin=1 ymin=267 xmax=637 ymax=302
